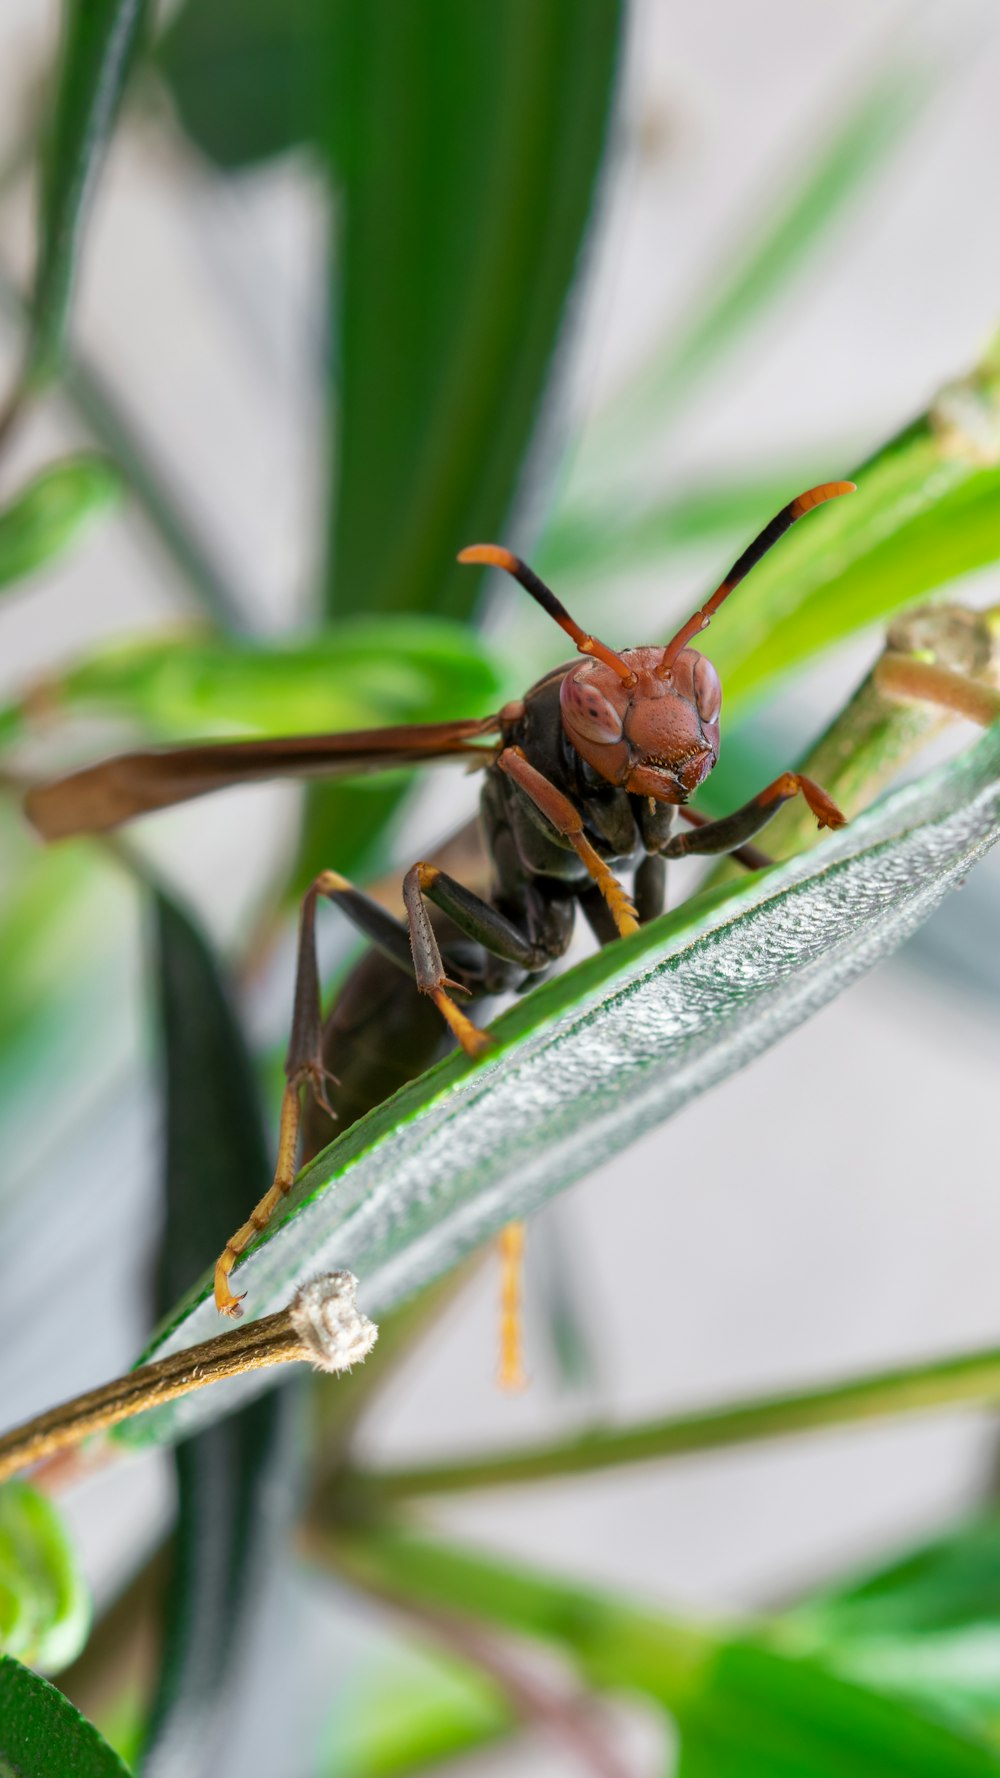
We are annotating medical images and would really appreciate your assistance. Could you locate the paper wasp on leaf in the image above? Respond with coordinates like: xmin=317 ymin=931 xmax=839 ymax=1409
xmin=26 ymin=481 xmax=855 ymax=1386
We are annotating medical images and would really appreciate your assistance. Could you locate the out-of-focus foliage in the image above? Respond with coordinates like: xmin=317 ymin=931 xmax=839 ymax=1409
xmin=0 ymin=618 xmax=507 ymax=748
xmin=29 ymin=0 xmax=152 ymax=385
xmin=136 ymin=894 xmax=300 ymax=1777
xmin=0 ymin=457 xmax=120 ymax=599
xmin=0 ymin=1483 xmax=90 ymax=1674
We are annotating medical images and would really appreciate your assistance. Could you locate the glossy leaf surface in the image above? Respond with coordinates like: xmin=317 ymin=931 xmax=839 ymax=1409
xmin=127 ymin=720 xmax=1000 ymax=1443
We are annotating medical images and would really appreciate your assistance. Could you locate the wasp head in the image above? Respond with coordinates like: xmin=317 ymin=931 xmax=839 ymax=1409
xmin=559 ymin=645 xmax=721 ymax=802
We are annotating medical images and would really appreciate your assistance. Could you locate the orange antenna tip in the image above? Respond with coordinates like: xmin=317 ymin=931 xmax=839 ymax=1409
xmin=657 ymin=477 xmax=859 ymax=678
xmin=788 ymin=481 xmax=856 ymax=518
xmin=457 ymin=544 xmax=518 ymax=571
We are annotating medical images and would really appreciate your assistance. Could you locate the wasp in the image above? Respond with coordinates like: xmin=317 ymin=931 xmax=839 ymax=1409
xmin=27 ymin=481 xmax=854 ymax=1384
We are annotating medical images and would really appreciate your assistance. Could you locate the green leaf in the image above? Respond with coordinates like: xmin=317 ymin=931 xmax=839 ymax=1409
xmin=0 ymin=617 xmax=506 ymax=752
xmin=0 ymin=1484 xmax=90 ymax=1675
xmin=158 ymin=0 xmax=321 ymax=170
xmin=706 ymin=352 xmax=1000 ymax=713
xmin=781 ymin=1513 xmax=1000 ymax=1735
xmin=127 ymin=718 xmax=1000 ymax=1444
xmin=0 ymin=1655 xmax=130 ymax=1778
xmin=328 ymin=1532 xmax=1000 ymax=1778
xmin=536 ymin=472 xmax=815 ymax=586
xmin=303 ymin=0 xmax=622 ymax=881
xmin=323 ymin=1645 xmax=512 ymax=1778
xmin=674 ymin=1639 xmax=1000 ymax=1778
xmin=136 ymin=892 xmax=300 ymax=1775
xmin=0 ymin=458 xmax=120 ymax=598
xmin=29 ymin=0 xmax=152 ymax=384
xmin=323 ymin=0 xmax=622 ymax=623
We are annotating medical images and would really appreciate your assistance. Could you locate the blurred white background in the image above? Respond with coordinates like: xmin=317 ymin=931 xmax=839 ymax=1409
xmin=3 ymin=1 xmax=1000 ymax=1772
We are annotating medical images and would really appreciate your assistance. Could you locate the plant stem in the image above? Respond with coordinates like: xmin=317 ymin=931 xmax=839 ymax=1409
xmin=706 ymin=602 xmax=1000 ymax=886
xmin=0 ymin=1273 xmax=376 ymax=1483
xmin=351 ymin=1338 xmax=1000 ymax=1503
xmin=309 ymin=1524 xmax=713 ymax=1711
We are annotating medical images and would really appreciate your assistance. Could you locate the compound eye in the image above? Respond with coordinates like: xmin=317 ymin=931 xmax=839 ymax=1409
xmin=692 ymin=654 xmax=722 ymax=728
xmin=560 ymin=670 xmax=624 ymax=746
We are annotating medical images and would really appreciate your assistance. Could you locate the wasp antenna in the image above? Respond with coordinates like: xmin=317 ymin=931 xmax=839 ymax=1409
xmin=459 ymin=543 xmax=635 ymax=685
xmin=656 ymin=480 xmax=856 ymax=678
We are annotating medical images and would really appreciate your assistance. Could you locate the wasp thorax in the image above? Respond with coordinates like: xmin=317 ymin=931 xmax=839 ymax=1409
xmin=560 ymin=646 xmax=721 ymax=803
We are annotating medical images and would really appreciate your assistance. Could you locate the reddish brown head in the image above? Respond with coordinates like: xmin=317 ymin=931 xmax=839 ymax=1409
xmin=459 ymin=480 xmax=854 ymax=804
xmin=558 ymin=645 xmax=720 ymax=801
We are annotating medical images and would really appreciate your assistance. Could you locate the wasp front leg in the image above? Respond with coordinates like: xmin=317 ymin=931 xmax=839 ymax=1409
xmin=663 ymin=772 xmax=845 ymax=863
xmin=497 ymin=746 xmax=639 ymax=937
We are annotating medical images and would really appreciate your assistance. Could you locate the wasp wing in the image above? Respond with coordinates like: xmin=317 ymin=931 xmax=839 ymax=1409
xmin=25 ymin=717 xmax=501 ymax=840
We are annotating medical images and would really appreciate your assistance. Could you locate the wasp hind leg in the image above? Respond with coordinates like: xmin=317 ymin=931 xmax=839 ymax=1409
xmin=215 ymin=864 xmax=556 ymax=1321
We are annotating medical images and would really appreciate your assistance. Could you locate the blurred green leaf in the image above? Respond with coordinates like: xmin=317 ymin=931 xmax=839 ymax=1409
xmin=323 ymin=0 xmax=622 ymax=623
xmin=0 ymin=1483 xmax=90 ymax=1674
xmin=158 ymin=0 xmax=320 ymax=170
xmin=29 ymin=0 xmax=152 ymax=386
xmin=0 ymin=457 xmax=120 ymax=599
xmin=1 ymin=617 xmax=506 ymax=752
xmin=704 ymin=348 xmax=1000 ymax=714
xmin=330 ymin=1532 xmax=1000 ymax=1778
xmin=673 ymin=1638 xmax=1000 ymax=1778
xmin=0 ymin=1655 xmax=130 ymax=1777
xmin=781 ymin=1513 xmax=1000 ymax=1736
xmin=536 ymin=472 xmax=814 ymax=586
xmin=128 ymin=719 xmax=1000 ymax=1443
xmin=136 ymin=892 xmax=301 ymax=1776
xmin=303 ymin=0 xmax=622 ymax=882
xmin=323 ymin=1644 xmax=512 ymax=1777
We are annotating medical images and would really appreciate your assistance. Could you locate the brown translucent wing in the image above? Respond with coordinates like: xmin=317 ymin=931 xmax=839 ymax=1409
xmin=25 ymin=716 xmax=501 ymax=840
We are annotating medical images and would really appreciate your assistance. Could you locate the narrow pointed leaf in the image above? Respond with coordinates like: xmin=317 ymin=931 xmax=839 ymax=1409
xmin=136 ymin=894 xmax=300 ymax=1776
xmin=124 ymin=720 xmax=1000 ymax=1444
xmin=303 ymin=0 xmax=622 ymax=882
xmin=0 ymin=1656 xmax=130 ymax=1778
xmin=29 ymin=0 xmax=152 ymax=385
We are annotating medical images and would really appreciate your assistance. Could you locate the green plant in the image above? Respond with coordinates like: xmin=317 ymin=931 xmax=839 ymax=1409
xmin=2 ymin=5 xmax=1000 ymax=1774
